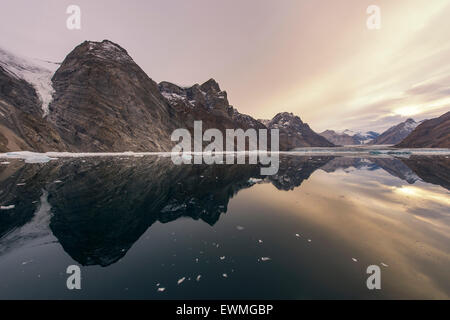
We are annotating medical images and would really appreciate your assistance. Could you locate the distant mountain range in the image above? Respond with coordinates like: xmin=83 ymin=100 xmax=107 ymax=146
xmin=0 ymin=40 xmax=448 ymax=152
xmin=0 ymin=40 xmax=332 ymax=152
xmin=319 ymin=130 xmax=380 ymax=146
xmin=320 ymin=115 xmax=449 ymax=148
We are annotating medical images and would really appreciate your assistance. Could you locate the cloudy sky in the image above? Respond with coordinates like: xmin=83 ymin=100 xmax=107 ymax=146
xmin=1 ymin=0 xmax=449 ymax=133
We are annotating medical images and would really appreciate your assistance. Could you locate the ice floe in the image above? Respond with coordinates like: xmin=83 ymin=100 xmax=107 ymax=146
xmin=2 ymin=152 xmax=57 ymax=164
xmin=1 ymin=147 xmax=448 ymax=165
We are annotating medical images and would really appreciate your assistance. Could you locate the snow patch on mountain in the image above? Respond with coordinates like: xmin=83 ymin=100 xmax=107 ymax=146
xmin=0 ymin=47 xmax=59 ymax=117
xmin=86 ymin=40 xmax=133 ymax=63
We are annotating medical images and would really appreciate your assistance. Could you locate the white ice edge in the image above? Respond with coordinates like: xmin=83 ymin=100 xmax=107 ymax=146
xmin=0 ymin=148 xmax=449 ymax=163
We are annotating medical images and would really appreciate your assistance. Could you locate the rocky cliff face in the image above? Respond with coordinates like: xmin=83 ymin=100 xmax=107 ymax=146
xmin=159 ymin=79 xmax=266 ymax=141
xmin=48 ymin=40 xmax=181 ymax=152
xmin=0 ymin=48 xmax=66 ymax=152
xmin=265 ymin=112 xmax=334 ymax=150
xmin=396 ymin=112 xmax=450 ymax=148
xmin=369 ymin=118 xmax=419 ymax=145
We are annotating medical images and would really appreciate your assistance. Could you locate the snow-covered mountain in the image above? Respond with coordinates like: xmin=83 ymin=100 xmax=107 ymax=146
xmin=320 ymin=129 xmax=379 ymax=145
xmin=397 ymin=112 xmax=450 ymax=148
xmin=0 ymin=47 xmax=59 ymax=117
xmin=0 ymin=47 xmax=65 ymax=152
xmin=369 ymin=119 xmax=419 ymax=145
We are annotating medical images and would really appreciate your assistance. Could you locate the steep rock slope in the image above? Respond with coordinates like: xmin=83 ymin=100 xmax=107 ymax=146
xmin=369 ymin=119 xmax=418 ymax=145
xmin=48 ymin=40 xmax=180 ymax=152
xmin=265 ymin=112 xmax=334 ymax=150
xmin=159 ymin=79 xmax=266 ymax=134
xmin=396 ymin=112 xmax=450 ymax=148
xmin=0 ymin=47 xmax=65 ymax=152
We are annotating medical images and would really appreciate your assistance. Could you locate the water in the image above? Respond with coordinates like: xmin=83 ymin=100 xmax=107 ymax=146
xmin=0 ymin=155 xmax=449 ymax=299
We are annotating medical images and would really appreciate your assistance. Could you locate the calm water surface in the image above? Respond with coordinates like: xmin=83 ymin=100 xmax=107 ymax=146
xmin=0 ymin=155 xmax=449 ymax=299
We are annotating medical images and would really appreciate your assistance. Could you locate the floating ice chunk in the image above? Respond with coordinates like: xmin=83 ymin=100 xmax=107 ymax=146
xmin=258 ymin=240 xmax=263 ymax=243
xmin=196 ymin=275 xmax=201 ymax=282
xmin=3 ymin=152 xmax=57 ymax=164
xmin=17 ymin=183 xmax=26 ymax=186
xmin=236 ymin=226 xmax=245 ymax=231
xmin=222 ymin=273 xmax=228 ymax=278
xmin=157 ymin=287 xmax=166 ymax=292
xmin=1 ymin=205 xmax=15 ymax=210
xmin=220 ymin=256 xmax=226 ymax=260
xmin=21 ymin=260 xmax=33 ymax=265
xmin=295 ymin=234 xmax=300 ymax=238
xmin=156 ymin=283 xmax=160 ymax=287
xmin=352 ymin=258 xmax=358 ymax=262
xmin=381 ymin=262 xmax=389 ymax=267
xmin=307 ymin=239 xmax=312 ymax=242
xmin=177 ymin=277 xmax=186 ymax=285
xmin=54 ymin=180 xmax=62 ymax=184
xmin=260 ymin=257 xmax=271 ymax=262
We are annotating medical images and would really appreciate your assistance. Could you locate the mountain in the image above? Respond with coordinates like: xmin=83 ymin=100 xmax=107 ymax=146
xmin=396 ymin=112 xmax=450 ymax=148
xmin=264 ymin=112 xmax=335 ymax=149
xmin=4 ymin=40 xmax=324 ymax=153
xmin=352 ymin=131 xmax=380 ymax=144
xmin=369 ymin=118 xmax=419 ymax=145
xmin=0 ymin=47 xmax=66 ymax=152
xmin=319 ymin=129 xmax=379 ymax=146
xmin=159 ymin=79 xmax=266 ymax=141
xmin=48 ymin=40 xmax=182 ymax=152
xmin=319 ymin=130 xmax=358 ymax=146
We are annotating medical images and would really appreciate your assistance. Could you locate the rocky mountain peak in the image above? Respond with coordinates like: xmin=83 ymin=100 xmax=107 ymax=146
xmin=66 ymin=40 xmax=133 ymax=65
xmin=200 ymin=78 xmax=221 ymax=93
xmin=397 ymin=112 xmax=450 ymax=148
xmin=159 ymin=79 xmax=228 ymax=111
xmin=269 ymin=112 xmax=304 ymax=130
xmin=266 ymin=112 xmax=334 ymax=149
xmin=369 ymin=118 xmax=419 ymax=145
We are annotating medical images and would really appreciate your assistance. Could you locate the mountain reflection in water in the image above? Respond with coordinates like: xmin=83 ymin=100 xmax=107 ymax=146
xmin=0 ymin=155 xmax=449 ymax=299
